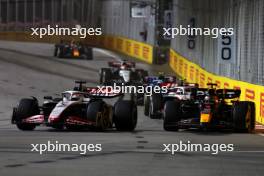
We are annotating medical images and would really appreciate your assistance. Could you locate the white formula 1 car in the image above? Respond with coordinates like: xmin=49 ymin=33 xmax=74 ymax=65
xmin=11 ymin=81 xmax=137 ymax=131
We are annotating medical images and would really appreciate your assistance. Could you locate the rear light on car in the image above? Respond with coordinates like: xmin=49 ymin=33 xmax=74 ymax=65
xmin=205 ymin=104 xmax=211 ymax=109
xmin=73 ymin=49 xmax=80 ymax=57
xmin=200 ymin=113 xmax=211 ymax=123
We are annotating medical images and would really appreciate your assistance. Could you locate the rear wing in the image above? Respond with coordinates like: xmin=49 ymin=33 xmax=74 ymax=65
xmin=196 ymin=88 xmax=241 ymax=99
xmin=86 ymin=87 xmax=123 ymax=98
xmin=73 ymin=80 xmax=123 ymax=98
xmin=108 ymin=61 xmax=121 ymax=68
xmin=108 ymin=61 xmax=135 ymax=68
xmin=74 ymin=80 xmax=87 ymax=91
xmin=207 ymin=83 xmax=218 ymax=88
xmin=216 ymin=89 xmax=241 ymax=99
xmin=144 ymin=76 xmax=159 ymax=83
xmin=196 ymin=88 xmax=209 ymax=99
xmin=144 ymin=76 xmax=177 ymax=84
xmin=56 ymin=39 xmax=82 ymax=45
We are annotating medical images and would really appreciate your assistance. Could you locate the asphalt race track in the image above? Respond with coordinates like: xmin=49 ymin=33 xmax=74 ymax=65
xmin=0 ymin=41 xmax=264 ymax=176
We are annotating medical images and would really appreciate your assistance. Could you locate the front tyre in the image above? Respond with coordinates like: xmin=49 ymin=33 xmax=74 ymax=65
xmin=233 ymin=101 xmax=255 ymax=133
xmin=149 ymin=93 xmax=163 ymax=119
xmin=144 ymin=95 xmax=150 ymax=116
xmin=163 ymin=101 xmax=181 ymax=131
xmin=14 ymin=98 xmax=40 ymax=131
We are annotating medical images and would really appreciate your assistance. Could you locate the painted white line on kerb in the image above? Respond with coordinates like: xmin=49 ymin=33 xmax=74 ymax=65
xmin=257 ymin=133 xmax=264 ymax=137
xmin=232 ymin=151 xmax=264 ymax=153
xmin=94 ymin=48 xmax=122 ymax=61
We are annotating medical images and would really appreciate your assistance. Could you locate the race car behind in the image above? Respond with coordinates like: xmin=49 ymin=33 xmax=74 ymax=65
xmin=144 ymin=82 xmax=196 ymax=119
xmin=99 ymin=60 xmax=148 ymax=85
xmin=54 ymin=40 xmax=93 ymax=60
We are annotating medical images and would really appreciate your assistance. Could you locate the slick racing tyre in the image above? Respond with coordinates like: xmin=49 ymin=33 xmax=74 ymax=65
xmin=144 ymin=95 xmax=150 ymax=116
xmin=163 ymin=101 xmax=181 ymax=131
xmin=149 ymin=93 xmax=163 ymax=119
xmin=114 ymin=100 xmax=137 ymax=131
xmin=86 ymin=100 xmax=111 ymax=130
xmin=100 ymin=68 xmax=112 ymax=84
xmin=232 ymin=101 xmax=255 ymax=133
xmin=57 ymin=47 xmax=64 ymax=58
xmin=85 ymin=47 xmax=93 ymax=60
xmin=14 ymin=98 xmax=40 ymax=131
xmin=136 ymin=93 xmax=144 ymax=106
xmin=54 ymin=46 xmax=58 ymax=57
xmin=135 ymin=70 xmax=148 ymax=81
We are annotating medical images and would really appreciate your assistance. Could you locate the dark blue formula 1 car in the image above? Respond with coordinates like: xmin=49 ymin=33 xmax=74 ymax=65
xmin=54 ymin=40 xmax=93 ymax=60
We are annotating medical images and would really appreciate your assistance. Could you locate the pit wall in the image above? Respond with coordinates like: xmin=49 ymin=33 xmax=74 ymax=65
xmin=0 ymin=32 xmax=263 ymax=125
xmin=170 ymin=49 xmax=264 ymax=125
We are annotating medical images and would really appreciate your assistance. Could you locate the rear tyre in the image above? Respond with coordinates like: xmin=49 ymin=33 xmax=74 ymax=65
xmin=57 ymin=48 xmax=64 ymax=58
xmin=248 ymin=102 xmax=256 ymax=131
xmin=85 ymin=47 xmax=93 ymax=60
xmin=114 ymin=100 xmax=137 ymax=131
xmin=15 ymin=98 xmax=39 ymax=131
xmin=140 ymin=70 xmax=148 ymax=80
xmin=100 ymin=68 xmax=112 ymax=84
xmin=149 ymin=93 xmax=163 ymax=119
xmin=135 ymin=70 xmax=148 ymax=81
xmin=136 ymin=94 xmax=144 ymax=106
xmin=54 ymin=46 xmax=58 ymax=57
xmin=144 ymin=95 xmax=150 ymax=116
xmin=163 ymin=101 xmax=181 ymax=131
xmin=233 ymin=101 xmax=255 ymax=133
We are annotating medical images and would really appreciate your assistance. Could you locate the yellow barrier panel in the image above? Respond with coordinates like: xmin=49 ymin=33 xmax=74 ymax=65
xmin=74 ymin=35 xmax=153 ymax=64
xmin=100 ymin=35 xmax=153 ymax=64
xmin=169 ymin=49 xmax=264 ymax=125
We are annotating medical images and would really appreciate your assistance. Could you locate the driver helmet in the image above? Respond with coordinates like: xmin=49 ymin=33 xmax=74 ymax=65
xmin=158 ymin=72 xmax=165 ymax=80
xmin=121 ymin=62 xmax=128 ymax=70
xmin=168 ymin=76 xmax=174 ymax=83
xmin=120 ymin=65 xmax=126 ymax=70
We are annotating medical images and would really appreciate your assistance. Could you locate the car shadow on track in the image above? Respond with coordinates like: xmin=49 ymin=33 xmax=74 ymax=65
xmin=42 ymin=128 xmax=146 ymax=134
xmin=177 ymin=128 xmax=240 ymax=136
